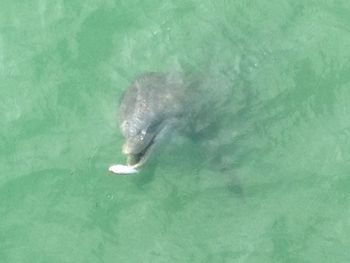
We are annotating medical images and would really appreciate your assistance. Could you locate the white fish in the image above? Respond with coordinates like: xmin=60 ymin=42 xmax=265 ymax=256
xmin=108 ymin=164 xmax=138 ymax=175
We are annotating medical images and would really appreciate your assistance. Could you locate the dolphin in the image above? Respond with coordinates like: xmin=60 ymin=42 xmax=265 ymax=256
xmin=114 ymin=72 xmax=195 ymax=172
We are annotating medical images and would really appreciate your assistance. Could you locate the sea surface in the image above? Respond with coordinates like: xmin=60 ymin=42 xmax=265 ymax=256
xmin=1 ymin=1 xmax=350 ymax=262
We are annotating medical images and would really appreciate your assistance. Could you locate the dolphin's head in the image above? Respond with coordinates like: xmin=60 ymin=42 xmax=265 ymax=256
xmin=118 ymin=73 xmax=185 ymax=168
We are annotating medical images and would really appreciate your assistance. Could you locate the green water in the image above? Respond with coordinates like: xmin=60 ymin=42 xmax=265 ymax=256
xmin=1 ymin=1 xmax=350 ymax=262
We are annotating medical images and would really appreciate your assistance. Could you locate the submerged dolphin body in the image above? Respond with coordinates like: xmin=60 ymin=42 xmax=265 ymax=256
xmin=118 ymin=72 xmax=197 ymax=169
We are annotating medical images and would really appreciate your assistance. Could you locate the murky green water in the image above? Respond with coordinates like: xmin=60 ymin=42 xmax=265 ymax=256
xmin=1 ymin=1 xmax=350 ymax=262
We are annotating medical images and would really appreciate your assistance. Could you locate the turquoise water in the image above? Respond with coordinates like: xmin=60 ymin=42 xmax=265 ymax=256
xmin=1 ymin=1 xmax=350 ymax=262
